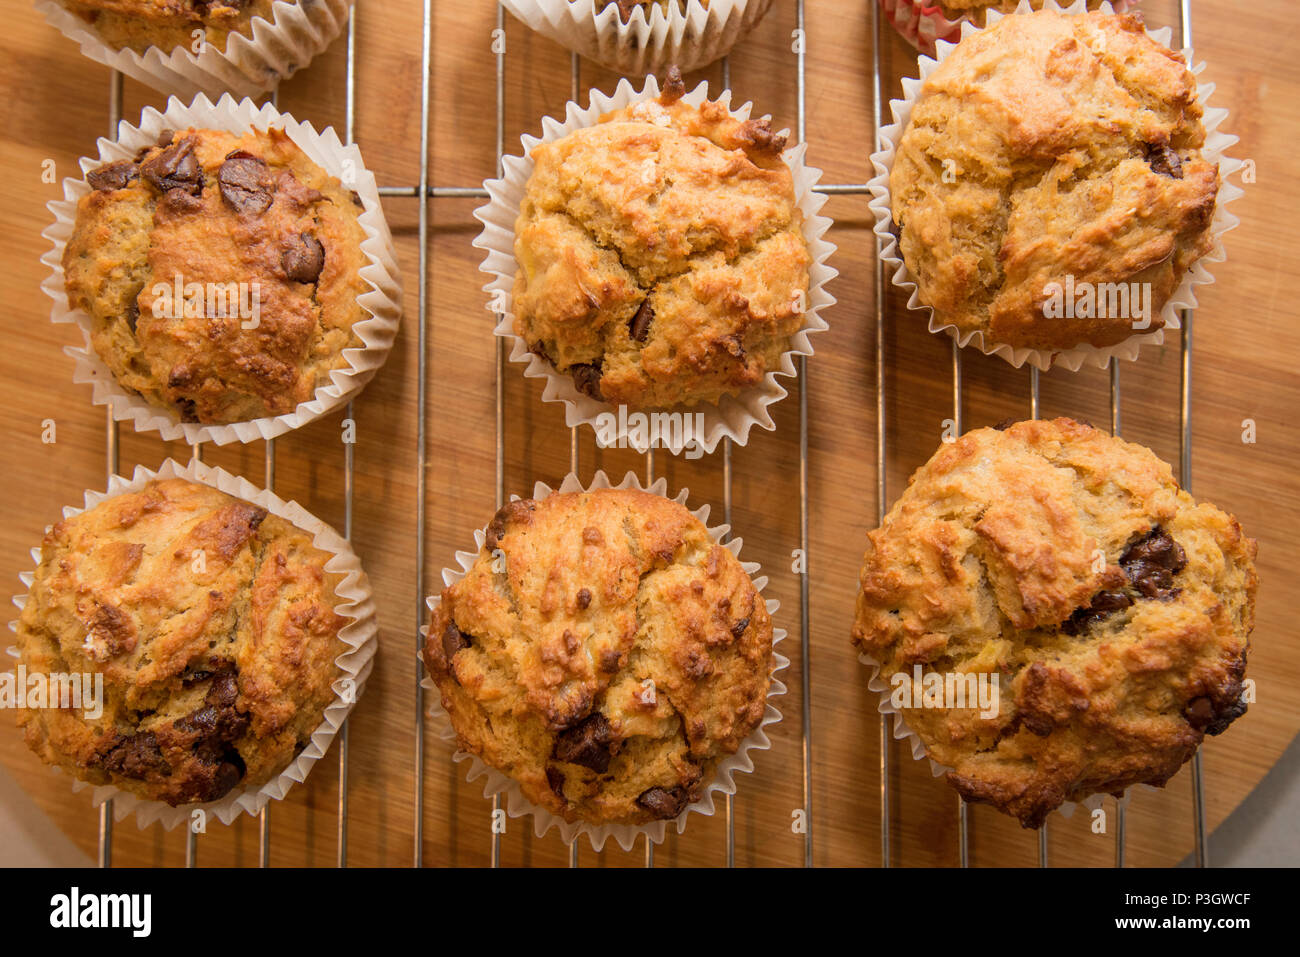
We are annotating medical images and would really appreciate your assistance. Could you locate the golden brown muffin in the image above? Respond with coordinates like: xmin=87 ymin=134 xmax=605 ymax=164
xmin=15 ymin=479 xmax=347 ymax=806
xmin=512 ymin=70 xmax=810 ymax=410
xmin=851 ymin=418 xmax=1257 ymax=828
xmin=63 ymin=126 xmax=369 ymax=426
xmin=889 ymin=11 xmax=1219 ymax=354
xmin=57 ymin=0 xmax=278 ymax=54
xmin=423 ymin=488 xmax=774 ymax=827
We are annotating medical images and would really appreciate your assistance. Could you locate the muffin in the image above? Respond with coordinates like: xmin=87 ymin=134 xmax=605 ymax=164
xmin=607 ymin=0 xmax=697 ymax=22
xmin=888 ymin=10 xmax=1219 ymax=355
xmin=56 ymin=0 xmax=278 ymax=54
xmin=63 ymin=126 xmax=369 ymax=426
xmin=501 ymin=1 xmax=770 ymax=75
xmin=851 ymin=418 xmax=1257 ymax=828
xmin=512 ymin=70 xmax=810 ymax=411
xmin=15 ymin=478 xmax=347 ymax=806
xmin=423 ymin=487 xmax=774 ymax=827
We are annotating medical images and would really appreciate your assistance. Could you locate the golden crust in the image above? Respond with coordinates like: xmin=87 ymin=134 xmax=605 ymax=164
xmin=851 ymin=418 xmax=1257 ymax=828
xmin=57 ymin=0 xmax=278 ymax=54
xmin=15 ymin=479 xmax=347 ymax=806
xmin=889 ymin=11 xmax=1219 ymax=353
xmin=422 ymin=488 xmax=774 ymax=826
xmin=512 ymin=81 xmax=810 ymax=410
xmin=63 ymin=127 xmax=369 ymax=426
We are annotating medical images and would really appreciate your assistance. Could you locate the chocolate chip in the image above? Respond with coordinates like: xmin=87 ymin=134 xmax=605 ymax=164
xmin=1062 ymin=526 xmax=1186 ymax=633
xmin=731 ymin=616 xmax=751 ymax=639
xmin=281 ymin=232 xmax=325 ymax=283
xmin=140 ymin=137 xmax=203 ymax=196
xmin=218 ymin=150 xmax=276 ymax=215
xmin=101 ymin=731 xmax=168 ymax=778
xmin=576 ymin=588 xmax=592 ymax=610
xmin=546 ymin=766 xmax=567 ymax=801
xmin=159 ymin=188 xmax=203 ymax=215
xmin=528 ymin=341 xmax=553 ymax=364
xmin=442 ymin=620 xmax=471 ymax=661
xmin=660 ymin=65 xmax=686 ymax=103
xmin=992 ymin=418 xmax=1016 ymax=431
xmin=1185 ymin=696 xmax=1215 ymax=730
xmin=349 ymin=189 xmax=364 ymax=208
xmin=176 ymin=399 xmax=200 ymax=423
xmin=552 ymin=712 xmax=617 ymax=773
xmin=1120 ymin=527 xmax=1186 ymax=600
xmin=1062 ymin=589 xmax=1134 ymax=635
xmin=636 ymin=786 xmax=689 ymax=820
xmin=629 ymin=298 xmax=654 ymax=343
xmin=570 ymin=361 xmax=604 ymax=401
xmin=1143 ymin=143 xmax=1184 ymax=179
xmin=87 ymin=160 xmax=138 ymax=192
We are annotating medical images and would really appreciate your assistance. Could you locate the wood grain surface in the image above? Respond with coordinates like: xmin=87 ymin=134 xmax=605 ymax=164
xmin=0 ymin=0 xmax=1296 ymax=868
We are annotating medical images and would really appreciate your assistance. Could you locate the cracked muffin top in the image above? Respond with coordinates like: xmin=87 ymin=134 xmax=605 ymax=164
xmin=16 ymin=479 xmax=347 ymax=806
xmin=423 ymin=488 xmax=774 ymax=827
xmin=852 ymin=418 xmax=1257 ymax=828
xmin=512 ymin=70 xmax=810 ymax=410
xmin=57 ymin=1 xmax=278 ymax=54
xmin=889 ymin=11 xmax=1219 ymax=354
xmin=63 ymin=126 xmax=368 ymax=426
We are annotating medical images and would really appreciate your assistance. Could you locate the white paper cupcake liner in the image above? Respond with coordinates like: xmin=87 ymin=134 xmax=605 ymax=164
xmin=868 ymin=0 xmax=1242 ymax=372
xmin=855 ymin=650 xmax=1157 ymax=824
xmin=878 ymin=0 xmax=1136 ymax=56
xmin=501 ymin=0 xmax=773 ymax=75
xmin=6 ymin=457 xmax=378 ymax=829
xmin=37 ymin=0 xmax=351 ymax=100
xmin=41 ymin=92 xmax=402 ymax=447
xmin=420 ymin=469 xmax=788 ymax=852
xmin=473 ymin=74 xmax=836 ymax=455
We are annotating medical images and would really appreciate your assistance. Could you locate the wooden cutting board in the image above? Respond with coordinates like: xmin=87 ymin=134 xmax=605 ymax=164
xmin=0 ymin=0 xmax=1295 ymax=867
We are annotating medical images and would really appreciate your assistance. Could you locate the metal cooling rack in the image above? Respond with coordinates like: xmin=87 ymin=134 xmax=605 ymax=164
xmin=90 ymin=0 xmax=1209 ymax=869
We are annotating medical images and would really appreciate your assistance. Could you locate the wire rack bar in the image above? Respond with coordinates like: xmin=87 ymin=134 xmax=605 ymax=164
xmin=412 ymin=0 xmax=432 ymax=869
xmin=869 ymin=0 xmax=891 ymax=871
xmin=1176 ymin=0 xmax=1208 ymax=871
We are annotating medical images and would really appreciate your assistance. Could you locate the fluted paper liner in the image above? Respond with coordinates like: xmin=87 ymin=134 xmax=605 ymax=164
xmin=41 ymin=92 xmax=402 ymax=447
xmin=878 ymin=0 xmax=1136 ymax=56
xmin=473 ymin=73 xmax=836 ymax=455
xmin=421 ymin=470 xmax=788 ymax=852
xmin=868 ymin=0 xmax=1241 ymax=372
xmin=501 ymin=0 xmax=773 ymax=75
xmin=37 ymin=0 xmax=351 ymax=99
xmin=7 ymin=457 xmax=378 ymax=829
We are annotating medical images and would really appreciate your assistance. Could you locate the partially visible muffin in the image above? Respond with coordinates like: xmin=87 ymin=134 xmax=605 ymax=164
xmin=57 ymin=0 xmax=277 ymax=54
xmin=930 ymin=0 xmax=1117 ymax=27
xmin=423 ymin=488 xmax=774 ymax=826
xmin=16 ymin=479 xmax=347 ymax=806
xmin=606 ymin=0 xmax=698 ymax=23
xmin=889 ymin=11 xmax=1219 ymax=353
xmin=63 ymin=126 xmax=369 ymax=425
xmin=852 ymin=418 xmax=1257 ymax=828
xmin=512 ymin=70 xmax=810 ymax=410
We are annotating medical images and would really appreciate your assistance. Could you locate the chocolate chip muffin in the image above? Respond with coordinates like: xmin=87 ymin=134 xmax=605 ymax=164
xmin=63 ymin=126 xmax=369 ymax=426
xmin=15 ymin=478 xmax=347 ymax=806
xmin=889 ymin=11 xmax=1219 ymax=354
xmin=56 ymin=1 xmax=277 ymax=54
xmin=512 ymin=70 xmax=810 ymax=410
xmin=423 ymin=488 xmax=774 ymax=827
xmin=852 ymin=418 xmax=1257 ymax=828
